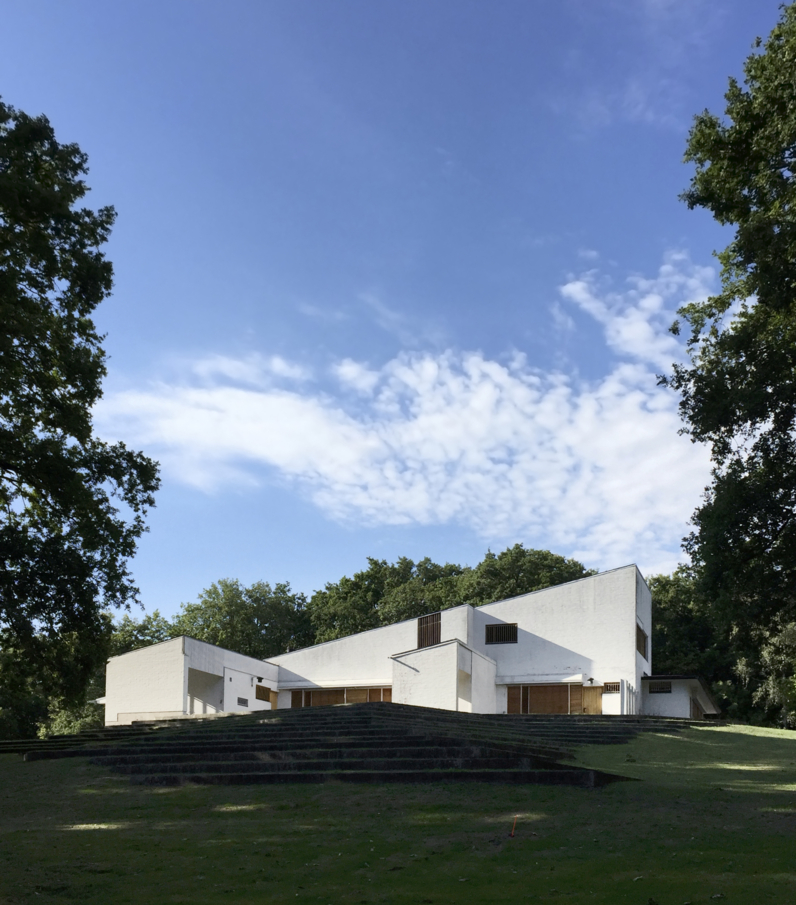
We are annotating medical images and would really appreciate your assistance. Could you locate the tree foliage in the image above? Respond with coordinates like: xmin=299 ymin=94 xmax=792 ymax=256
xmin=665 ymin=6 xmax=796 ymax=650
xmin=0 ymin=99 xmax=160 ymax=708
xmin=172 ymin=579 xmax=313 ymax=660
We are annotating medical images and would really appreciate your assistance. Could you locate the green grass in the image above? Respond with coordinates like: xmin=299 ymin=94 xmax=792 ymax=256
xmin=1 ymin=724 xmax=795 ymax=904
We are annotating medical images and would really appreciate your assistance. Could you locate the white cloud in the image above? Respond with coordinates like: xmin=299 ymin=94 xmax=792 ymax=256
xmin=334 ymin=358 xmax=380 ymax=394
xmin=560 ymin=251 xmax=713 ymax=371
xmin=96 ymin=253 xmax=715 ymax=575
xmin=190 ymin=353 xmax=311 ymax=386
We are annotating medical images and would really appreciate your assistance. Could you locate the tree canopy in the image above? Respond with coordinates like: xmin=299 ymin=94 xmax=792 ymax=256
xmin=172 ymin=579 xmax=313 ymax=660
xmin=665 ymin=5 xmax=796 ymax=651
xmin=0 ymin=99 xmax=160 ymax=708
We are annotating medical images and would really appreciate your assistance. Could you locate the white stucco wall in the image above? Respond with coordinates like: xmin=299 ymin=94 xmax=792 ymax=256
xmin=104 ymin=637 xmax=186 ymax=725
xmin=391 ymin=642 xmax=459 ymax=710
xmin=642 ymin=679 xmax=715 ymax=718
xmin=472 ymin=565 xmax=642 ymax=696
xmin=470 ymin=647 xmax=497 ymax=714
xmin=642 ymin=683 xmax=690 ymax=717
xmin=187 ymin=668 xmax=223 ymax=715
xmin=105 ymin=636 xmax=278 ymax=725
xmin=270 ymin=618 xmax=419 ymax=689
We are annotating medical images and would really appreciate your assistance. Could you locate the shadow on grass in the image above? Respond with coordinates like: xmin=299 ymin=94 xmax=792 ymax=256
xmin=0 ymin=727 xmax=795 ymax=904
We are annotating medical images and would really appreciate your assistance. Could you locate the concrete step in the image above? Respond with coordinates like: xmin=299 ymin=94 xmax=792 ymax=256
xmin=130 ymin=767 xmax=622 ymax=788
xmin=104 ymin=755 xmax=566 ymax=776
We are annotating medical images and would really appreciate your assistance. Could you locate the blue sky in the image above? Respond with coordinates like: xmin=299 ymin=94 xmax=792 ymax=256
xmin=2 ymin=0 xmax=785 ymax=616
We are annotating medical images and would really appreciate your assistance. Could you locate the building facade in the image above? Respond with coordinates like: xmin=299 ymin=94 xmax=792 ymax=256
xmin=102 ymin=565 xmax=719 ymax=725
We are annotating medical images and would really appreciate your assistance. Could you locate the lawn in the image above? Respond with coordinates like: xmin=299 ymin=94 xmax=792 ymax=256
xmin=1 ymin=723 xmax=794 ymax=904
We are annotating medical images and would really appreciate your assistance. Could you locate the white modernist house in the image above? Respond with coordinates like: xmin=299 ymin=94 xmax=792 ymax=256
xmin=103 ymin=565 xmax=719 ymax=726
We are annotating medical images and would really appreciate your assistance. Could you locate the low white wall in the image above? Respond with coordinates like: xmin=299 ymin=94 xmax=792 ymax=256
xmin=470 ymin=648 xmax=497 ymax=714
xmin=105 ymin=637 xmax=186 ymax=725
xmin=642 ymin=680 xmax=710 ymax=718
xmin=601 ymin=687 xmax=622 ymax=715
xmin=391 ymin=642 xmax=458 ymax=710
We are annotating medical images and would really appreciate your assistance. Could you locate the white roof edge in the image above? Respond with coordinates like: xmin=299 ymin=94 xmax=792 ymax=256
xmin=476 ymin=564 xmax=639 ymax=611
xmin=390 ymin=638 xmax=497 ymax=666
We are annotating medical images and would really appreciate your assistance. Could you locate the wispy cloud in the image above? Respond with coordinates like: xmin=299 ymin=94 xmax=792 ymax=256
xmin=560 ymin=251 xmax=713 ymax=371
xmin=96 ymin=253 xmax=714 ymax=575
xmin=554 ymin=0 xmax=723 ymax=131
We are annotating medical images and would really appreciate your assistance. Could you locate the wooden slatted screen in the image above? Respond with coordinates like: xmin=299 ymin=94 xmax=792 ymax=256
xmin=269 ymin=689 xmax=278 ymax=709
xmin=569 ymin=683 xmax=583 ymax=714
xmin=690 ymin=696 xmax=705 ymax=720
xmin=507 ymin=685 xmax=521 ymax=714
xmin=368 ymin=688 xmax=381 ymax=703
xmin=485 ymin=623 xmax=518 ymax=644
xmin=346 ymin=688 xmax=368 ymax=704
xmin=382 ymin=688 xmax=392 ymax=702
xmin=417 ymin=612 xmax=441 ymax=648
xmin=291 ymin=689 xmax=303 ymax=708
xmin=255 ymin=684 xmax=270 ymax=701
xmin=636 ymin=625 xmax=648 ymax=659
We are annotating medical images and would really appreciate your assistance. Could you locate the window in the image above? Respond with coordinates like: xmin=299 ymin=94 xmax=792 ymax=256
xmin=237 ymin=696 xmax=249 ymax=707
xmin=255 ymin=684 xmax=271 ymax=701
xmin=485 ymin=623 xmax=518 ymax=644
xmin=648 ymin=681 xmax=671 ymax=694
xmin=636 ymin=624 xmax=648 ymax=660
xmin=603 ymin=682 xmax=621 ymax=694
xmin=418 ymin=612 xmax=441 ymax=648
xmin=288 ymin=687 xmax=392 ymax=708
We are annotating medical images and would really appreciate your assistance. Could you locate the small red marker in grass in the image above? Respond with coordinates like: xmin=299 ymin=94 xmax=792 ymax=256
xmin=509 ymin=815 xmax=518 ymax=837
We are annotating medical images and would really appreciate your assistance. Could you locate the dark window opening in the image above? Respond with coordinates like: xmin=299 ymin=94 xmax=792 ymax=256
xmin=237 ymin=696 xmax=249 ymax=707
xmin=648 ymin=681 xmax=671 ymax=694
xmin=603 ymin=682 xmax=621 ymax=694
xmin=418 ymin=612 xmax=441 ymax=649
xmin=485 ymin=623 xmax=518 ymax=644
xmin=636 ymin=625 xmax=648 ymax=660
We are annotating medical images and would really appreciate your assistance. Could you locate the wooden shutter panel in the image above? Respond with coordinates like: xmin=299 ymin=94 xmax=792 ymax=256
xmin=418 ymin=612 xmax=441 ymax=648
xmin=569 ymin=683 xmax=583 ymax=714
xmin=527 ymin=685 xmax=569 ymax=714
xmin=507 ymin=686 xmax=521 ymax=714
xmin=582 ymin=686 xmax=602 ymax=714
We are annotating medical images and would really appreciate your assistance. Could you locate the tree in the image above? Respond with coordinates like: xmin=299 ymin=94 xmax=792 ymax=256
xmin=308 ymin=558 xmax=416 ymax=643
xmin=664 ymin=6 xmax=796 ymax=650
xmin=457 ymin=545 xmax=596 ymax=606
xmin=0 ymin=98 xmax=160 ymax=719
xmin=110 ymin=610 xmax=174 ymax=657
xmin=172 ymin=579 xmax=313 ymax=659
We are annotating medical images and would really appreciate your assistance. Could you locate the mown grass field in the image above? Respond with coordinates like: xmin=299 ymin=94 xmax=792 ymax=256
xmin=1 ymin=723 xmax=794 ymax=904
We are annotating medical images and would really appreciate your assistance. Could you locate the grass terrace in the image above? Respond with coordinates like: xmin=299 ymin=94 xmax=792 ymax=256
xmin=1 ymin=722 xmax=794 ymax=904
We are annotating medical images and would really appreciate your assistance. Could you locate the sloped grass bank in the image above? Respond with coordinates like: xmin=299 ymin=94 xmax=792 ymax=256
xmin=0 ymin=724 xmax=794 ymax=904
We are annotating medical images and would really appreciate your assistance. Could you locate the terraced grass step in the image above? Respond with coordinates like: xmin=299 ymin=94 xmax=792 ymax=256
xmin=131 ymin=766 xmax=618 ymax=788
xmin=104 ymin=755 xmax=568 ymax=776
